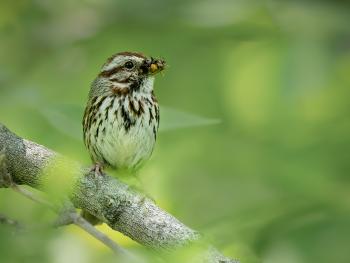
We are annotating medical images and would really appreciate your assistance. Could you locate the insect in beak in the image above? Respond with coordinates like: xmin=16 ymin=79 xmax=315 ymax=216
xmin=149 ymin=57 xmax=166 ymax=74
xmin=140 ymin=57 xmax=166 ymax=75
xmin=150 ymin=63 xmax=159 ymax=73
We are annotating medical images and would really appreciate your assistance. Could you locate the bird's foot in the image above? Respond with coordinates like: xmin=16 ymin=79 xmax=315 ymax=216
xmin=90 ymin=163 xmax=105 ymax=178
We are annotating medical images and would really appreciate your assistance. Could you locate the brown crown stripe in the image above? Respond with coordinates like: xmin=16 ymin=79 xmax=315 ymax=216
xmin=101 ymin=51 xmax=147 ymax=78
xmin=115 ymin=51 xmax=146 ymax=59
xmin=104 ymin=52 xmax=146 ymax=65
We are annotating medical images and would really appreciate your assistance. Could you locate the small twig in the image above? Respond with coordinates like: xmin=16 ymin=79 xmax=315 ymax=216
xmin=69 ymin=212 xmax=135 ymax=258
xmin=53 ymin=203 xmax=134 ymax=258
xmin=0 ymin=213 xmax=22 ymax=230
xmin=11 ymin=184 xmax=132 ymax=258
xmin=11 ymin=184 xmax=54 ymax=208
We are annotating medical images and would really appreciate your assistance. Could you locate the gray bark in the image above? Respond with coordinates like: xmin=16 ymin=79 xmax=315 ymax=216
xmin=0 ymin=123 xmax=237 ymax=263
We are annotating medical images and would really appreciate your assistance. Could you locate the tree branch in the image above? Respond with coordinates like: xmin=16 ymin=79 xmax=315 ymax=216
xmin=0 ymin=123 xmax=237 ymax=263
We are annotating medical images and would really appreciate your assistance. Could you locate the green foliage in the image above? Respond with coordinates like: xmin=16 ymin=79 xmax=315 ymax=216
xmin=1 ymin=0 xmax=350 ymax=262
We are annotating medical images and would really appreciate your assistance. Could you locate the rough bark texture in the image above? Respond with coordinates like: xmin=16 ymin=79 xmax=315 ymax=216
xmin=0 ymin=123 xmax=237 ymax=263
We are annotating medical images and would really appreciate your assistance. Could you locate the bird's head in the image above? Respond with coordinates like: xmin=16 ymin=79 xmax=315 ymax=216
xmin=90 ymin=52 xmax=165 ymax=98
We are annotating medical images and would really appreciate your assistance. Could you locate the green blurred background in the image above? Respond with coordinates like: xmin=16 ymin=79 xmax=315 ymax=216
xmin=1 ymin=0 xmax=350 ymax=262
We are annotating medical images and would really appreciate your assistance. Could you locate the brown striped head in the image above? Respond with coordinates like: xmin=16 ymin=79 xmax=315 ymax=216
xmin=89 ymin=52 xmax=165 ymax=98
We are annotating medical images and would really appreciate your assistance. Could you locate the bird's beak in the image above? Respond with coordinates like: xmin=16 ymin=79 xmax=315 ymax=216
xmin=140 ymin=57 xmax=166 ymax=75
xmin=148 ymin=57 xmax=166 ymax=74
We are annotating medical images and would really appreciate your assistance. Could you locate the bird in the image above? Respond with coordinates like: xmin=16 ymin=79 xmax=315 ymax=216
xmin=82 ymin=51 xmax=165 ymax=176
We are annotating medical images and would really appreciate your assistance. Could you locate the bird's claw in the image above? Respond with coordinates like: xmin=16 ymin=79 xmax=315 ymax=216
xmin=90 ymin=163 xmax=105 ymax=178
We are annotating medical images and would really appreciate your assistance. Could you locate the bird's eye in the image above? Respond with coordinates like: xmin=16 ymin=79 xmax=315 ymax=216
xmin=124 ymin=61 xmax=134 ymax=69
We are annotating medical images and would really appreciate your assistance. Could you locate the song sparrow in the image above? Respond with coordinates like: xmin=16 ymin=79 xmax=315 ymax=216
xmin=82 ymin=51 xmax=165 ymax=175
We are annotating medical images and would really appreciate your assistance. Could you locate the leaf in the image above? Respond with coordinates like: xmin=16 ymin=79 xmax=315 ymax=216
xmin=159 ymin=106 xmax=221 ymax=132
xmin=39 ymin=104 xmax=221 ymax=140
xmin=40 ymin=104 xmax=83 ymax=140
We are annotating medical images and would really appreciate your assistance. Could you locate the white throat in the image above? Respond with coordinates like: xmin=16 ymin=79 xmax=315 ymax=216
xmin=141 ymin=76 xmax=155 ymax=93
